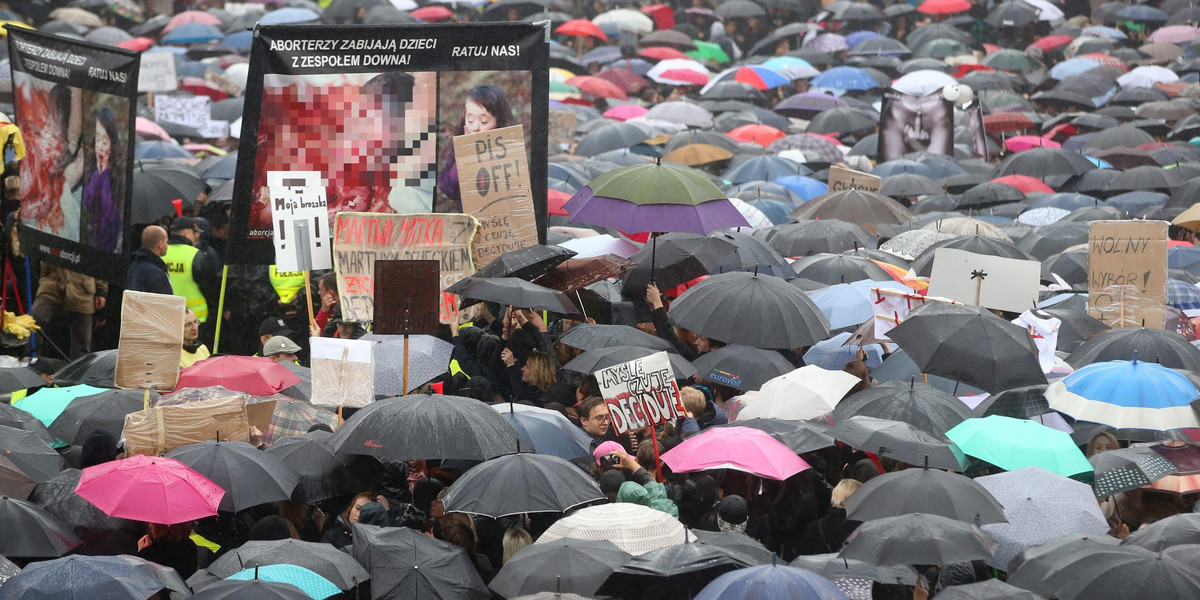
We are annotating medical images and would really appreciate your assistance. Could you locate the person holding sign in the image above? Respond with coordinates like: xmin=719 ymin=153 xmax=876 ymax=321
xmin=436 ymin=84 xmax=515 ymax=212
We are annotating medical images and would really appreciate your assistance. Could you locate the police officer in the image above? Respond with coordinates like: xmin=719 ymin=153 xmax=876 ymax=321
xmin=163 ymin=217 xmax=220 ymax=344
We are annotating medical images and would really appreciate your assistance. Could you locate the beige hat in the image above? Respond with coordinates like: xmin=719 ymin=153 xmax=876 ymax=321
xmin=263 ymin=336 xmax=301 ymax=357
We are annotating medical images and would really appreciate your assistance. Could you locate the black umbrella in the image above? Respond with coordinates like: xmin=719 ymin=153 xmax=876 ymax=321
xmin=206 ymin=539 xmax=370 ymax=590
xmin=832 ymin=381 xmax=976 ymax=437
xmin=996 ymin=147 xmax=1097 ymax=179
xmin=1014 ymin=543 xmax=1200 ymax=600
xmin=690 ymin=345 xmax=797 ymax=392
xmin=909 ymin=235 xmax=1034 ymax=277
xmin=0 ymin=367 xmax=46 ymax=394
xmin=880 ymin=173 xmax=942 ymax=198
xmin=1041 ymin=250 xmax=1089 ymax=291
xmin=29 ymin=468 xmax=141 ymax=556
xmin=1017 ymin=222 xmax=1090 ymax=261
xmin=620 ymin=233 xmax=737 ymax=294
xmin=844 ymin=468 xmax=1007 ymax=525
xmin=825 ymin=416 xmax=966 ymax=471
xmin=958 ymin=182 xmax=1028 ymax=209
xmin=759 ymin=220 xmax=877 ymax=256
xmin=489 ymin=537 xmax=631 ymax=599
xmin=0 ymin=403 xmax=54 ymax=447
xmin=690 ymin=530 xmax=777 ymax=565
xmin=0 ymin=495 xmax=81 ymax=558
xmin=839 ymin=513 xmax=998 ymax=566
xmin=888 ymin=302 xmax=1047 ymax=394
xmin=165 ymin=441 xmax=301 ymax=512
xmin=936 ymin=579 xmax=1045 ymax=600
xmin=709 ymin=231 xmax=793 ymax=279
xmin=47 ymin=389 xmax=151 ymax=446
xmin=474 ymin=244 xmax=577 ymax=280
xmin=192 ymin=579 xmax=312 ymax=600
xmin=262 ymin=430 xmax=376 ymax=504
xmin=564 ymin=346 xmax=698 ymax=380
xmin=130 ymin=160 xmax=206 ymax=224
xmin=558 ymin=324 xmax=672 ymax=352
xmin=1105 ymin=165 xmax=1184 ymax=193
xmin=712 ymin=418 xmax=835 ymax=454
xmin=1085 ymin=125 xmax=1157 ymax=150
xmin=1122 ymin=513 xmax=1200 ymax=550
xmin=1067 ymin=326 xmax=1200 ymax=370
xmin=51 ymin=349 xmax=116 ymax=387
xmin=791 ymin=253 xmax=893 ymax=285
xmin=447 ymin=277 xmax=581 ymax=315
xmin=870 ymin=349 xmax=986 ymax=396
xmin=1006 ymin=534 xmax=1121 ymax=595
xmin=808 ymin=107 xmax=877 ymax=135
xmin=0 ymin=425 xmax=64 ymax=484
xmin=973 ymin=385 xmax=1050 ymax=419
xmin=596 ymin=542 xmax=751 ymax=600
xmin=575 ymin=122 xmax=651 ymax=157
xmin=789 ymin=554 xmax=916 ymax=585
xmin=669 ymin=272 xmax=830 ymax=349
xmin=441 ymin=452 xmax=603 ymax=518
xmin=353 ymin=523 xmax=490 ymax=600
xmin=0 ymin=455 xmax=36 ymax=500
xmin=1088 ymin=446 xmax=1179 ymax=498
xmin=0 ymin=554 xmax=177 ymax=600
xmin=330 ymin=394 xmax=527 ymax=461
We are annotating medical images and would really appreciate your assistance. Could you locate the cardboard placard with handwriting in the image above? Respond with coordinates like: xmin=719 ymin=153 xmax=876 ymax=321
xmin=138 ymin=51 xmax=177 ymax=93
xmin=549 ymin=109 xmax=577 ymax=147
xmin=1088 ymin=220 xmax=1168 ymax=329
xmin=454 ymin=125 xmax=538 ymax=268
xmin=373 ymin=260 xmax=440 ymax=335
xmin=115 ymin=291 xmax=185 ymax=391
xmin=828 ymin=165 xmax=882 ymax=193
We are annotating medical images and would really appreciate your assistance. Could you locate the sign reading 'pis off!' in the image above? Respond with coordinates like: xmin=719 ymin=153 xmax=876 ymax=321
xmin=596 ymin=352 xmax=685 ymax=436
xmin=454 ymin=125 xmax=538 ymax=268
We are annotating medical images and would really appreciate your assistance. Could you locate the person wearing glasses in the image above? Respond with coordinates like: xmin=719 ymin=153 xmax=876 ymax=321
xmin=180 ymin=309 xmax=210 ymax=368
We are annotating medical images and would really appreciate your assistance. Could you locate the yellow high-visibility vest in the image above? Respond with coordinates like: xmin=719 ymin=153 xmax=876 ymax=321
xmin=270 ymin=266 xmax=306 ymax=304
xmin=163 ymin=244 xmax=208 ymax=322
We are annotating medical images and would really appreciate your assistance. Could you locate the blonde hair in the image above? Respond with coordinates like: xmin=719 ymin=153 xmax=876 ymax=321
xmin=1087 ymin=432 xmax=1119 ymax=457
xmin=502 ymin=528 xmax=532 ymax=564
xmin=680 ymin=387 xmax=706 ymax=416
xmin=525 ymin=351 xmax=557 ymax=390
xmin=831 ymin=479 xmax=862 ymax=509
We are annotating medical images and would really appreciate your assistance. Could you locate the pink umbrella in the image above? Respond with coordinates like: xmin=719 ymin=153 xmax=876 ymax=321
xmin=75 ymin=455 xmax=224 ymax=524
xmin=177 ymin=355 xmax=301 ymax=396
xmin=135 ymin=117 xmax=172 ymax=142
xmin=163 ymin=10 xmax=222 ymax=33
xmin=657 ymin=68 xmax=710 ymax=86
xmin=1005 ymin=135 xmax=1060 ymax=152
xmin=660 ymin=426 xmax=811 ymax=480
xmin=1150 ymin=25 xmax=1200 ymax=44
xmin=603 ymin=104 xmax=649 ymax=121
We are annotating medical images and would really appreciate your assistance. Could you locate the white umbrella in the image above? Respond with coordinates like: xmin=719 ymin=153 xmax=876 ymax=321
xmin=646 ymin=58 xmax=711 ymax=86
xmin=1117 ymin=65 xmax=1179 ymax=89
xmin=728 ymin=198 xmax=773 ymax=229
xmin=643 ymin=101 xmax=715 ymax=128
xmin=1023 ymin=0 xmax=1063 ymax=20
xmin=1017 ymin=207 xmax=1070 ymax=226
xmin=892 ymin=69 xmax=958 ymax=97
xmin=592 ymin=8 xmax=654 ymax=33
xmin=737 ymin=365 xmax=863 ymax=421
xmin=536 ymin=503 xmax=688 ymax=555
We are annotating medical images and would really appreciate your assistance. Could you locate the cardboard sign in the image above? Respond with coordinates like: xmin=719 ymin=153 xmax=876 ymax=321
xmin=332 ymin=212 xmax=478 ymax=324
xmin=154 ymin=95 xmax=211 ymax=131
xmin=828 ymin=165 xmax=882 ymax=193
xmin=198 ymin=119 xmax=231 ymax=139
xmin=310 ymin=337 xmax=374 ymax=409
xmin=928 ymin=248 xmax=1041 ymax=313
xmin=268 ymin=171 xmax=332 ymax=271
xmin=1088 ymin=220 xmax=1168 ymax=328
xmin=373 ymin=260 xmax=440 ymax=335
xmin=549 ymin=109 xmax=577 ymax=147
xmin=204 ymin=69 xmax=242 ymax=97
xmin=138 ymin=51 xmax=178 ymax=93
xmin=115 ymin=291 xmax=185 ymax=390
xmin=596 ymin=352 xmax=685 ymax=435
xmin=453 ymin=125 xmax=538 ymax=268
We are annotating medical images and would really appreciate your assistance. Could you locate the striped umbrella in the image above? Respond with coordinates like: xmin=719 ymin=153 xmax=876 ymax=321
xmin=1045 ymin=358 xmax=1200 ymax=431
xmin=984 ymin=111 xmax=1036 ymax=133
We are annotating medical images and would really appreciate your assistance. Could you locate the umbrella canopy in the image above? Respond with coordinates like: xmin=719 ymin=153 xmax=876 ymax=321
xmin=668 ymin=271 xmax=830 ymax=349
xmin=330 ymin=394 xmax=527 ymax=461
xmin=660 ymin=426 xmax=811 ymax=480
xmin=358 ymin=333 xmax=448 ymax=396
xmin=1123 ymin=512 xmax=1200 ymax=550
xmin=565 ymin=162 xmax=749 ymax=234
xmin=1006 ymin=534 xmax=1122 ymax=595
xmin=1016 ymin=542 xmax=1200 ymax=599
xmin=844 ymin=467 xmax=1007 ymax=525
xmin=840 ymin=513 xmax=998 ymax=566
xmin=208 ymin=539 xmax=370 ymax=591
xmin=474 ymin=244 xmax=577 ymax=280
xmin=163 ymin=441 xmax=300 ymax=513
xmin=792 ymin=254 xmax=893 ymax=285
xmin=225 ymin=565 xmax=339 ymax=600
xmin=1088 ymin=446 xmax=1180 ymax=498
xmin=825 ymin=416 xmax=968 ymax=470
xmin=558 ymin=324 xmax=672 ymax=352
xmin=947 ymin=416 xmax=1093 ymax=477
xmin=936 ymin=580 xmax=1046 ymax=600
xmin=51 ymin=350 xmax=117 ymax=387
xmin=46 ymin=389 xmax=149 ymax=447
xmin=14 ymin=385 xmax=108 ymax=429
xmin=565 ymin=346 xmax=697 ymax=381
xmin=177 ymin=356 xmax=300 ymax=396
xmin=833 ymin=381 xmax=976 ymax=437
xmin=74 ymin=454 xmax=224 ymax=525
xmin=1045 ymin=359 xmax=1200 ymax=431
xmin=713 ymin=418 xmax=835 ymax=455
xmin=191 ymin=578 xmax=312 ymax=600
xmin=598 ymin=541 xmax=758 ymax=599
xmin=620 ymin=233 xmax=736 ymax=294
xmin=789 ymin=189 xmax=915 ymax=225
xmin=0 ymin=425 xmax=64 ymax=484
xmin=489 ymin=404 xmax=589 ymax=461
xmin=536 ymin=503 xmax=688 ymax=555
xmin=973 ymin=385 xmax=1050 ymax=419
xmin=0 ymin=554 xmax=178 ymax=600
xmin=441 ymin=452 xmax=603 ymax=517
xmin=489 ymin=537 xmax=631 ymax=598
xmin=694 ymin=564 xmax=850 ymax=600
xmin=762 ymin=219 xmax=878 ymax=256
xmin=1067 ymin=327 xmax=1200 ymax=370
xmin=447 ymin=277 xmax=581 ymax=315
xmin=0 ymin=367 xmax=46 ymax=395
xmin=263 ymin=431 xmax=375 ymax=504
xmin=353 ymin=523 xmax=489 ymax=600
xmin=29 ymin=468 xmax=142 ymax=555
xmin=0 ymin=495 xmax=82 ymax=558
xmin=692 ymin=345 xmax=797 ymax=393
xmin=737 ymin=365 xmax=863 ymax=421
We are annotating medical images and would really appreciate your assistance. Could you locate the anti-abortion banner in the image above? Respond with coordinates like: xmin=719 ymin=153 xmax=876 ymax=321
xmin=878 ymin=88 xmax=953 ymax=163
xmin=7 ymin=28 xmax=139 ymax=282
xmin=332 ymin=212 xmax=478 ymax=324
xmin=228 ymin=23 xmax=549 ymax=267
xmin=1088 ymin=220 xmax=1168 ymax=329
xmin=596 ymin=351 xmax=686 ymax=436
xmin=453 ymin=124 xmax=538 ymax=267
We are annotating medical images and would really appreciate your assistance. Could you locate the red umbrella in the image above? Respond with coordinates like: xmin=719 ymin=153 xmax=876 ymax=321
xmin=75 ymin=454 xmax=224 ymax=524
xmin=983 ymin=111 xmax=1035 ymax=133
xmin=640 ymin=46 xmax=691 ymax=61
xmin=176 ymin=356 xmax=301 ymax=396
xmin=549 ymin=189 xmax=571 ymax=216
xmin=411 ymin=6 xmax=454 ymax=21
xmin=657 ymin=68 xmax=709 ymax=85
xmin=990 ymin=174 xmax=1055 ymax=194
xmin=117 ymin=36 xmax=155 ymax=51
xmin=1029 ymin=35 xmax=1073 ymax=52
xmin=179 ymin=76 xmax=229 ymax=101
xmin=918 ymin=0 xmax=971 ymax=14
xmin=565 ymin=75 xmax=628 ymax=99
xmin=728 ymin=124 xmax=786 ymax=147
xmin=595 ymin=67 xmax=648 ymax=93
xmin=642 ymin=4 xmax=675 ymax=30
xmin=557 ymin=19 xmax=608 ymax=40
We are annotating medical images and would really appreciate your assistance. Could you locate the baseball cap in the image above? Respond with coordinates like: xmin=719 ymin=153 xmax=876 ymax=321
xmin=263 ymin=336 xmax=302 ymax=357
xmin=171 ymin=216 xmax=203 ymax=232
xmin=259 ymin=316 xmax=293 ymax=337
xmin=593 ymin=441 xmax=624 ymax=466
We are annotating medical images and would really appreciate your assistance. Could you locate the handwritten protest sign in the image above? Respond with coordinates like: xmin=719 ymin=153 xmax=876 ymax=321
xmin=928 ymin=248 xmax=1040 ymax=313
xmin=1088 ymin=220 xmax=1168 ymax=329
xmin=453 ymin=125 xmax=538 ymax=268
xmin=596 ymin=352 xmax=685 ymax=435
xmin=311 ymin=337 xmax=373 ymax=409
xmin=333 ymin=212 xmax=478 ymax=324
xmin=115 ymin=291 xmax=185 ymax=391
xmin=154 ymin=95 xmax=211 ymax=131
xmin=373 ymin=260 xmax=440 ymax=335
xmin=828 ymin=165 xmax=881 ymax=193
xmin=138 ymin=51 xmax=177 ymax=93
xmin=549 ymin=109 xmax=577 ymax=147
xmin=268 ymin=171 xmax=332 ymax=271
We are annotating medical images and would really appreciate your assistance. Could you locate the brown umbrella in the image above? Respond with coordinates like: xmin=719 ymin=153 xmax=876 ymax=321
xmin=662 ymin=143 xmax=734 ymax=167
xmin=594 ymin=67 xmax=648 ymax=94
xmin=534 ymin=255 xmax=637 ymax=294
xmin=788 ymin=189 xmax=915 ymax=225
xmin=640 ymin=29 xmax=697 ymax=50
xmin=1088 ymin=147 xmax=1160 ymax=170
xmin=1139 ymin=41 xmax=1185 ymax=63
xmin=1137 ymin=100 xmax=1197 ymax=121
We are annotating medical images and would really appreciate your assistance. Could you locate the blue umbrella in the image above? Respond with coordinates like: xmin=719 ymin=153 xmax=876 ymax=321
xmin=259 ymin=7 xmax=321 ymax=25
xmin=228 ymin=565 xmax=340 ymax=600
xmin=773 ymin=175 xmax=827 ymax=201
xmin=1045 ymin=358 xmax=1200 ymax=431
xmin=1081 ymin=25 xmax=1127 ymax=39
xmin=1117 ymin=4 xmax=1169 ymax=22
xmin=493 ymin=403 xmax=592 ymax=460
xmin=743 ymin=198 xmax=795 ymax=224
xmin=223 ymin=30 xmax=253 ymax=52
xmin=695 ymin=564 xmax=851 ymax=600
xmin=723 ymin=155 xmax=805 ymax=185
xmin=1168 ymin=279 xmax=1200 ymax=315
xmin=161 ymin=23 xmax=224 ymax=44
xmin=1050 ymin=58 xmax=1102 ymax=80
xmin=807 ymin=280 xmax=910 ymax=330
xmin=134 ymin=141 xmax=195 ymax=160
xmin=811 ymin=66 xmax=879 ymax=91
xmin=803 ymin=331 xmax=884 ymax=370
xmin=845 ymin=30 xmax=881 ymax=47
xmin=581 ymin=46 xmax=621 ymax=65
xmin=1103 ymin=191 xmax=1168 ymax=216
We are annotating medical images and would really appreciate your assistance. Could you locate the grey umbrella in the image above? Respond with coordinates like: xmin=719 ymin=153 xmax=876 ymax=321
xmin=191 ymin=579 xmax=312 ymax=600
xmin=825 ymin=416 xmax=967 ymax=470
xmin=887 ymin=302 xmax=1047 ymax=394
xmin=360 ymin=334 xmax=453 ymax=396
xmin=0 ymin=555 xmax=17 ymax=585
xmin=0 ymin=403 xmax=53 ymax=447
xmin=440 ymin=452 xmax=604 ymax=518
xmin=1067 ymin=326 xmax=1200 ymax=370
xmin=29 ymin=469 xmax=142 ymax=556
xmin=0 ymin=425 xmax=64 ymax=484
xmin=833 ymin=381 xmax=975 ymax=437
xmin=1016 ymin=222 xmax=1091 ymax=261
xmin=870 ymin=349 xmax=986 ymax=396
xmin=1006 ymin=534 xmax=1121 ymax=594
xmin=709 ymin=231 xmax=794 ymax=279
xmin=1016 ymin=543 xmax=1200 ymax=600
xmin=558 ymin=324 xmax=672 ymax=352
xmin=165 ymin=441 xmax=301 ymax=512
xmin=712 ymin=418 xmax=835 ymax=455
xmin=839 ymin=513 xmax=998 ymax=566
xmin=788 ymin=191 xmax=915 ymax=227
xmin=263 ymin=431 xmax=376 ymax=504
xmin=278 ymin=362 xmax=312 ymax=401
xmin=996 ymin=147 xmax=1096 ymax=179
xmin=880 ymin=173 xmax=943 ymax=198
xmin=791 ymin=254 xmax=894 ymax=285
xmin=47 ymin=389 xmax=150 ymax=446
xmin=330 ymin=394 xmax=528 ymax=461
xmin=354 ymin=524 xmax=490 ymax=600
xmin=207 ymin=538 xmax=370 ymax=590
xmin=1088 ymin=446 xmax=1179 ymax=498
xmin=564 ymin=346 xmax=697 ymax=380
xmin=844 ymin=468 xmax=1007 ymax=525
xmin=973 ymin=385 xmax=1050 ymax=419
xmin=668 ymin=272 xmax=830 ymax=349
xmin=758 ymin=220 xmax=877 ymax=256
xmin=1123 ymin=513 xmax=1200 ymax=551
xmin=789 ymin=554 xmax=916 ymax=585
xmin=0 ymin=554 xmax=174 ymax=600
xmin=936 ymin=579 xmax=1046 ymax=600
xmin=691 ymin=345 xmax=797 ymax=392
xmin=489 ymin=537 xmax=631 ymax=599
xmin=446 ymin=277 xmax=581 ymax=316
xmin=596 ymin=541 xmax=752 ymax=599
xmin=0 ymin=496 xmax=81 ymax=558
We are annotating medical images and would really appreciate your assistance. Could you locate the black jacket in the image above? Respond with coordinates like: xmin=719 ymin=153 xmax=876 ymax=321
xmin=126 ymin=247 xmax=173 ymax=295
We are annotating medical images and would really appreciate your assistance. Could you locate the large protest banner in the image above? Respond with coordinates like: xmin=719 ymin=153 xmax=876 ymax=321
xmin=332 ymin=212 xmax=478 ymax=323
xmin=454 ymin=124 xmax=538 ymax=267
xmin=596 ymin=351 xmax=686 ymax=436
xmin=228 ymin=24 xmax=548 ymax=269
xmin=1088 ymin=220 xmax=1168 ymax=329
xmin=7 ymin=27 xmax=139 ymax=282
xmin=878 ymin=88 xmax=953 ymax=163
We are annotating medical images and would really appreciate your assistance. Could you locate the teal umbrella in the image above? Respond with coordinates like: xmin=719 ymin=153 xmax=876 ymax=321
xmin=14 ymin=385 xmax=108 ymax=447
xmin=946 ymin=415 xmax=1093 ymax=478
xmin=227 ymin=565 xmax=340 ymax=600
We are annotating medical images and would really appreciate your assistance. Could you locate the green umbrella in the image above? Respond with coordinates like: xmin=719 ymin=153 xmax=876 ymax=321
xmin=549 ymin=81 xmax=580 ymax=94
xmin=14 ymin=385 xmax=109 ymax=429
xmin=946 ymin=415 xmax=1092 ymax=478
xmin=686 ymin=40 xmax=730 ymax=65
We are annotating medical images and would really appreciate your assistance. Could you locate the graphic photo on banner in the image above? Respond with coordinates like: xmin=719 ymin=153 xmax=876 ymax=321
xmin=8 ymin=27 xmax=139 ymax=282
xmin=596 ymin=351 xmax=685 ymax=436
xmin=877 ymin=88 xmax=953 ymax=163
